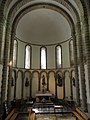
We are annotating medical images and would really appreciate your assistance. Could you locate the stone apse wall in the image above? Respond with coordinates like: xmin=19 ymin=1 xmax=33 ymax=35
xmin=10 ymin=68 xmax=75 ymax=101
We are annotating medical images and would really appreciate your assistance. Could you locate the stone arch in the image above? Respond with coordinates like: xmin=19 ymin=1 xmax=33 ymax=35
xmin=56 ymin=70 xmax=64 ymax=99
xmin=0 ymin=0 xmax=90 ymax=111
xmin=64 ymin=70 xmax=71 ymax=99
xmin=48 ymin=71 xmax=55 ymax=95
xmin=23 ymin=70 xmax=31 ymax=99
xmin=32 ymin=70 xmax=39 ymax=97
xmin=16 ymin=70 xmax=23 ymax=99
xmin=12 ymin=3 xmax=74 ymax=33
xmin=0 ymin=0 xmax=84 ymax=105
xmin=40 ymin=70 xmax=47 ymax=92
xmin=10 ymin=4 xmax=76 ymax=100
xmin=1 ymin=1 xmax=75 ymax=103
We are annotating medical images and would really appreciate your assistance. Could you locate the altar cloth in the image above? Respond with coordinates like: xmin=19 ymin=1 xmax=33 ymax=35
xmin=35 ymin=91 xmax=52 ymax=97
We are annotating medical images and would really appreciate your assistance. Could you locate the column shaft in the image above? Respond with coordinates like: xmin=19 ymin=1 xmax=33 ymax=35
xmin=76 ymin=21 xmax=87 ymax=111
xmin=83 ymin=16 xmax=90 ymax=111
xmin=7 ymin=30 xmax=15 ymax=102
xmin=72 ymin=32 xmax=80 ymax=106
xmin=1 ymin=20 xmax=11 ymax=105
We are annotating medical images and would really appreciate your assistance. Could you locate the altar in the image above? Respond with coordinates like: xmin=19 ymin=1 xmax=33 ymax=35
xmin=35 ymin=91 xmax=52 ymax=102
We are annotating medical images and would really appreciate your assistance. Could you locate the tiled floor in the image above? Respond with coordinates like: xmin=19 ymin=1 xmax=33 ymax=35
xmin=36 ymin=114 xmax=76 ymax=120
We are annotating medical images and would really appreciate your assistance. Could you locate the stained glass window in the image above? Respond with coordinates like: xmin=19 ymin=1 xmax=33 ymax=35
xmin=56 ymin=45 xmax=62 ymax=68
xmin=40 ymin=47 xmax=47 ymax=69
xmin=13 ymin=40 xmax=18 ymax=67
xmin=25 ymin=45 xmax=31 ymax=69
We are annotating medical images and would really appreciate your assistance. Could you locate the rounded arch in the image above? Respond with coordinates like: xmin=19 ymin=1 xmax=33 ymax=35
xmin=48 ymin=70 xmax=56 ymax=95
xmin=1 ymin=0 xmax=82 ymax=69
xmin=12 ymin=3 xmax=74 ymax=35
xmin=56 ymin=70 xmax=64 ymax=99
xmin=71 ymin=69 xmax=75 ymax=77
xmin=40 ymin=70 xmax=48 ymax=92
xmin=23 ymin=70 xmax=31 ymax=99
xmin=5 ymin=0 xmax=80 ymax=25
xmin=17 ymin=70 xmax=23 ymax=78
xmin=32 ymin=70 xmax=39 ymax=97
xmin=55 ymin=45 xmax=62 ymax=68
xmin=40 ymin=46 xmax=47 ymax=69
xmin=24 ymin=70 xmax=32 ymax=78
xmin=48 ymin=70 xmax=55 ymax=78
xmin=0 ymin=0 xmax=89 ymax=109
xmin=24 ymin=44 xmax=32 ymax=69
xmin=64 ymin=70 xmax=70 ymax=77
xmin=64 ymin=70 xmax=71 ymax=99
xmin=2 ymin=3 xmax=76 ymax=101
xmin=32 ymin=70 xmax=39 ymax=78
xmin=56 ymin=70 xmax=64 ymax=77
xmin=16 ymin=70 xmax=23 ymax=99
xmin=40 ymin=70 xmax=48 ymax=77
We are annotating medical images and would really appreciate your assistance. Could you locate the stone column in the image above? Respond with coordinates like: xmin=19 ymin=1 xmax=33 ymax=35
xmin=30 ymin=75 xmax=32 ymax=98
xmin=7 ymin=64 xmax=12 ymax=102
xmin=21 ymin=73 xmax=24 ymax=99
xmin=38 ymin=75 xmax=40 ymax=91
xmin=14 ymin=71 xmax=17 ymax=99
xmin=55 ymin=75 xmax=57 ymax=98
xmin=0 ymin=0 xmax=6 ymax=64
xmin=7 ymin=30 xmax=15 ymax=102
xmin=0 ymin=1 xmax=6 ymax=105
xmin=70 ymin=72 xmax=73 ymax=99
xmin=76 ymin=20 xmax=87 ymax=111
xmin=83 ymin=15 xmax=90 ymax=111
xmin=47 ymin=74 xmax=49 ymax=91
xmin=63 ymin=75 xmax=65 ymax=99
xmin=1 ymin=19 xmax=11 ymax=105
xmin=72 ymin=31 xmax=80 ymax=106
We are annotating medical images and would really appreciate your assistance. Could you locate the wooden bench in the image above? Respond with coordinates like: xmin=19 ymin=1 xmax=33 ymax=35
xmin=72 ymin=107 xmax=90 ymax=120
xmin=28 ymin=110 xmax=35 ymax=120
xmin=5 ymin=108 xmax=19 ymax=120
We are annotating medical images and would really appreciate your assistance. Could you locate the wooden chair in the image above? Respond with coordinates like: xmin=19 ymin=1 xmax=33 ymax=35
xmin=5 ymin=108 xmax=19 ymax=120
xmin=72 ymin=107 xmax=90 ymax=120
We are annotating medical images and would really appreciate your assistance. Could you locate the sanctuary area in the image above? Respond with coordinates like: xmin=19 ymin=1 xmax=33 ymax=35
xmin=0 ymin=0 xmax=90 ymax=120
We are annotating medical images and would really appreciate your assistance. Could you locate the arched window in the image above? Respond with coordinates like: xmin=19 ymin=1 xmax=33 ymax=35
xmin=25 ymin=45 xmax=31 ymax=69
xmin=69 ymin=39 xmax=74 ymax=66
xmin=13 ymin=40 xmax=18 ymax=67
xmin=40 ymin=47 xmax=47 ymax=69
xmin=56 ymin=45 xmax=62 ymax=68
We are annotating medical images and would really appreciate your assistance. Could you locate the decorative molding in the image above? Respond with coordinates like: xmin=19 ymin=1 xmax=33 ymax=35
xmin=15 ymin=36 xmax=72 ymax=46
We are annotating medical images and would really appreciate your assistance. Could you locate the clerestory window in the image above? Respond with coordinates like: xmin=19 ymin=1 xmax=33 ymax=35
xmin=56 ymin=45 xmax=62 ymax=68
xmin=13 ymin=40 xmax=18 ymax=67
xmin=25 ymin=45 xmax=31 ymax=69
xmin=40 ymin=47 xmax=47 ymax=69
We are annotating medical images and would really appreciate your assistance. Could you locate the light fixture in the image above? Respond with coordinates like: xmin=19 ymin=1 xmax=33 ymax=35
xmin=9 ymin=60 xmax=12 ymax=66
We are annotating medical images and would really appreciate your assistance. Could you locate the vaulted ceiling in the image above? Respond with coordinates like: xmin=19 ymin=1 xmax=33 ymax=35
xmin=4 ymin=0 xmax=87 ymax=45
xmin=16 ymin=9 xmax=71 ymax=45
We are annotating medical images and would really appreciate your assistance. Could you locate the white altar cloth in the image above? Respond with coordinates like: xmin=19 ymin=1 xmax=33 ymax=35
xmin=35 ymin=91 xmax=52 ymax=97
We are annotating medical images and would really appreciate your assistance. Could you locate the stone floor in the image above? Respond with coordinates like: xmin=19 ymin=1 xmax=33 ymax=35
xmin=36 ymin=114 xmax=76 ymax=120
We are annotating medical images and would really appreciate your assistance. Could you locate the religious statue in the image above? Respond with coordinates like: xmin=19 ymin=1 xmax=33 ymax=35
xmin=25 ymin=77 xmax=29 ymax=87
xmin=72 ymin=77 xmax=75 ymax=86
xmin=57 ymin=74 xmax=62 ymax=87
xmin=42 ymin=75 xmax=46 ymax=92
xmin=42 ymin=75 xmax=46 ymax=85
